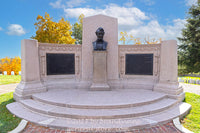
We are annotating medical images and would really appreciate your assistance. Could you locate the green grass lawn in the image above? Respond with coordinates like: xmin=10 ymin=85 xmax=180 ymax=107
xmin=0 ymin=92 xmax=21 ymax=133
xmin=180 ymin=76 xmax=200 ymax=80
xmin=0 ymin=75 xmax=21 ymax=85
xmin=182 ymin=92 xmax=200 ymax=133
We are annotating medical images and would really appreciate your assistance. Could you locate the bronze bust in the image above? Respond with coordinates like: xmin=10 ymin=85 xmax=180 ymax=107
xmin=93 ymin=27 xmax=108 ymax=51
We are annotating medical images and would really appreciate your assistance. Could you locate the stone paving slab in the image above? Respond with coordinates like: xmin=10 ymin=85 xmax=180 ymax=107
xmin=22 ymin=121 xmax=182 ymax=133
xmin=20 ymin=98 xmax=177 ymax=119
xmin=6 ymin=101 xmax=191 ymax=131
xmin=0 ymin=83 xmax=18 ymax=95
xmin=32 ymin=89 xmax=167 ymax=108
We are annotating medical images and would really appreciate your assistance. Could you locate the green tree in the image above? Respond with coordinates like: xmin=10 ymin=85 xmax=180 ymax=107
xmin=72 ymin=14 xmax=84 ymax=44
xmin=178 ymin=0 xmax=200 ymax=73
xmin=32 ymin=12 xmax=76 ymax=44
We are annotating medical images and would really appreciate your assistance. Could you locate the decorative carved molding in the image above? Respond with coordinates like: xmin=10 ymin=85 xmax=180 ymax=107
xmin=118 ymin=44 xmax=161 ymax=79
xmin=41 ymin=56 xmax=45 ymax=76
xmin=76 ymin=55 xmax=80 ymax=75
xmin=120 ymin=55 xmax=125 ymax=77
xmin=119 ymin=44 xmax=160 ymax=52
xmin=39 ymin=43 xmax=82 ymax=52
xmin=38 ymin=43 xmax=82 ymax=80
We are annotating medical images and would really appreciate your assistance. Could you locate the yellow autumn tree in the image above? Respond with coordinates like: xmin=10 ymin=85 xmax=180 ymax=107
xmin=10 ymin=57 xmax=21 ymax=75
xmin=0 ymin=60 xmax=2 ymax=73
xmin=134 ymin=38 xmax=142 ymax=45
xmin=119 ymin=31 xmax=128 ymax=45
xmin=119 ymin=31 xmax=162 ymax=45
xmin=1 ymin=57 xmax=11 ymax=75
xmin=0 ymin=57 xmax=21 ymax=75
xmin=119 ymin=31 xmax=135 ymax=45
xmin=144 ymin=36 xmax=162 ymax=44
xmin=32 ymin=12 xmax=76 ymax=44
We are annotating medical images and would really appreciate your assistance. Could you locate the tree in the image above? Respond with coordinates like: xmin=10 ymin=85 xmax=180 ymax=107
xmin=144 ymin=36 xmax=162 ymax=44
xmin=10 ymin=57 xmax=21 ymax=75
xmin=72 ymin=14 xmax=84 ymax=44
xmin=1 ymin=57 xmax=11 ymax=75
xmin=119 ymin=31 xmax=161 ymax=45
xmin=119 ymin=31 xmax=134 ymax=44
xmin=0 ymin=57 xmax=21 ymax=75
xmin=32 ymin=12 xmax=75 ymax=44
xmin=0 ymin=60 xmax=2 ymax=74
xmin=178 ymin=1 xmax=200 ymax=73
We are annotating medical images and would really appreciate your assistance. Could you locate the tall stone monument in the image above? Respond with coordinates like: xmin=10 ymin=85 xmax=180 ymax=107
xmin=81 ymin=15 xmax=119 ymax=89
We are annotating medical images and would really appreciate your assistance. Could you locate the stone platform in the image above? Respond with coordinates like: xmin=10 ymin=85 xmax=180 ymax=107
xmin=7 ymin=89 xmax=191 ymax=132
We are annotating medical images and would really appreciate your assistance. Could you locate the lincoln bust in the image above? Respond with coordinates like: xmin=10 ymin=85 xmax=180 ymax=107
xmin=92 ymin=27 xmax=108 ymax=51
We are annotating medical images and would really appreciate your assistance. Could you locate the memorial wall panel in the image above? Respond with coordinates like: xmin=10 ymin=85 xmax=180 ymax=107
xmin=46 ymin=53 xmax=75 ymax=75
xmin=125 ymin=54 xmax=153 ymax=75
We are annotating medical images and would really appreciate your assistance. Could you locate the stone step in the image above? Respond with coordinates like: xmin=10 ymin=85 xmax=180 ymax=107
xmin=32 ymin=89 xmax=167 ymax=109
xmin=19 ymin=98 xmax=177 ymax=119
xmin=6 ymin=102 xmax=191 ymax=132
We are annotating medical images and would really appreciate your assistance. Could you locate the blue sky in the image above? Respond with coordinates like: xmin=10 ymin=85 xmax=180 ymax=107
xmin=0 ymin=0 xmax=197 ymax=58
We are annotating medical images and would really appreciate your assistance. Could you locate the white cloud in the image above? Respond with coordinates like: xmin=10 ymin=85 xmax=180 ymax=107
xmin=64 ymin=4 xmax=149 ymax=27
xmin=128 ymin=18 xmax=186 ymax=42
xmin=7 ymin=24 xmax=26 ymax=36
xmin=165 ymin=19 xmax=186 ymax=39
xmin=124 ymin=0 xmax=134 ymax=7
xmin=0 ymin=27 xmax=3 ymax=31
xmin=51 ymin=2 xmax=186 ymax=41
xmin=129 ymin=20 xmax=165 ymax=39
xmin=185 ymin=0 xmax=198 ymax=6
xmin=66 ymin=0 xmax=86 ymax=8
xmin=50 ymin=0 xmax=64 ymax=8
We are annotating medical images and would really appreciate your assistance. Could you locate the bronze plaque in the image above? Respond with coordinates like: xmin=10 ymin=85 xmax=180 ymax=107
xmin=46 ymin=53 xmax=75 ymax=75
xmin=125 ymin=54 xmax=153 ymax=75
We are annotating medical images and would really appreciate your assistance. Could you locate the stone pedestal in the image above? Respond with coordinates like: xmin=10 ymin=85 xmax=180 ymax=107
xmin=90 ymin=51 xmax=110 ymax=91
xmin=154 ymin=40 xmax=184 ymax=101
xmin=14 ymin=39 xmax=46 ymax=101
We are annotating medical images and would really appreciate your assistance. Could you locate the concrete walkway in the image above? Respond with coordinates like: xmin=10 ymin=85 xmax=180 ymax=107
xmin=0 ymin=83 xmax=18 ymax=95
xmin=180 ymin=83 xmax=200 ymax=95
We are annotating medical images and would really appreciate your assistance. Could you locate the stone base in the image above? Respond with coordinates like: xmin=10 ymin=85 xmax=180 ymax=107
xmin=44 ymin=79 xmax=78 ymax=90
xmin=90 ymin=51 xmax=110 ymax=91
xmin=90 ymin=83 xmax=111 ymax=91
xmin=7 ymin=89 xmax=191 ymax=131
xmin=14 ymin=81 xmax=46 ymax=101
xmin=154 ymin=82 xmax=184 ymax=102
xmin=77 ymin=81 xmax=92 ymax=89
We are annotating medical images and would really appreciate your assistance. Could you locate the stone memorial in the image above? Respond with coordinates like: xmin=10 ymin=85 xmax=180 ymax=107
xmin=3 ymin=71 xmax=7 ymax=75
xmin=7 ymin=14 xmax=191 ymax=132
xmin=11 ymin=71 xmax=15 ymax=75
xmin=197 ymin=79 xmax=200 ymax=84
